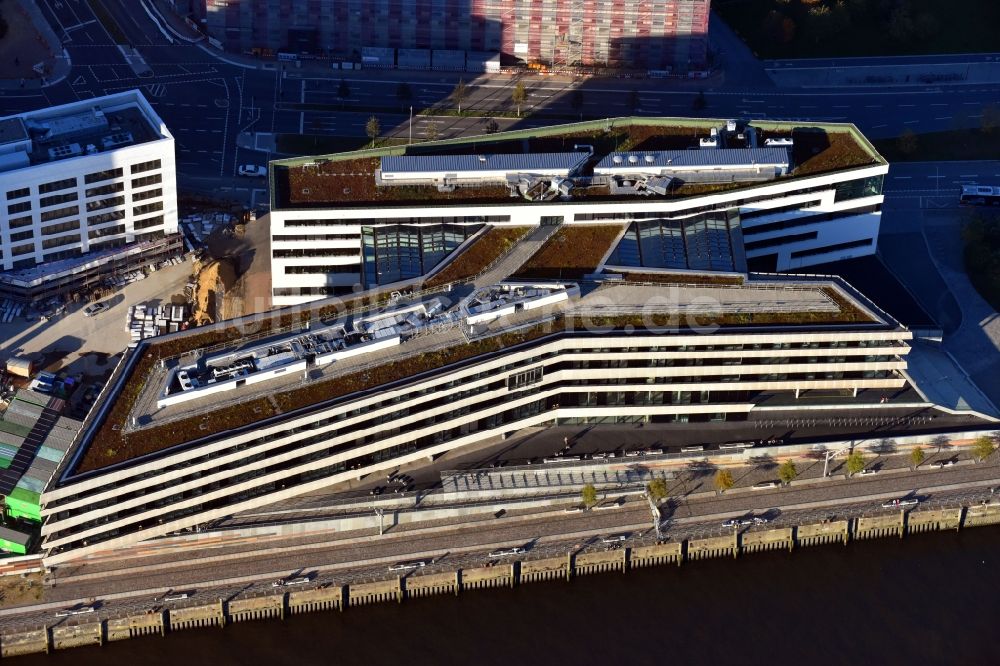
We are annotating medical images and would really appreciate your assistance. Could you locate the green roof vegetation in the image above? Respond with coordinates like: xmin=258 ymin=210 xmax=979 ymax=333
xmin=512 ymin=225 xmax=624 ymax=280
xmin=424 ymin=226 xmax=531 ymax=288
xmin=271 ymin=117 xmax=883 ymax=210
xmin=75 ymin=280 xmax=875 ymax=474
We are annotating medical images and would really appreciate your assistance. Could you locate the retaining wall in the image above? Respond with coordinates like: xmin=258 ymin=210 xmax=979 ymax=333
xmin=854 ymin=513 xmax=904 ymax=540
xmin=519 ymin=556 xmax=569 ymax=583
xmin=288 ymin=586 xmax=344 ymax=614
xmin=574 ymin=549 xmax=626 ymax=576
xmin=740 ymin=527 xmax=794 ymax=554
xmin=106 ymin=612 xmax=164 ymax=641
xmin=629 ymin=542 xmax=683 ymax=568
xmin=404 ymin=572 xmax=458 ymax=598
xmin=906 ymin=508 xmax=963 ymax=534
xmin=349 ymin=578 xmax=401 ymax=606
xmin=228 ymin=595 xmax=284 ymax=623
xmin=687 ymin=534 xmax=736 ymax=561
xmin=7 ymin=499 xmax=1000 ymax=658
xmin=461 ymin=564 xmax=514 ymax=589
xmin=51 ymin=622 xmax=102 ymax=650
xmin=168 ymin=603 xmax=225 ymax=631
xmin=796 ymin=520 xmax=850 ymax=546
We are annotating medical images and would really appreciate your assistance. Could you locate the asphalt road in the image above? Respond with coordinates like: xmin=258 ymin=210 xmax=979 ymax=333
xmin=0 ymin=0 xmax=996 ymax=206
xmin=5 ymin=460 xmax=999 ymax=633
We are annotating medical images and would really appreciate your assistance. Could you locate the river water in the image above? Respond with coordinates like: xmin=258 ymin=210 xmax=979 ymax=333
xmin=20 ymin=527 xmax=999 ymax=665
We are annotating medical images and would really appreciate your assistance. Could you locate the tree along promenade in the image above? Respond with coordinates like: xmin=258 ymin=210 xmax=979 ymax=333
xmin=3 ymin=499 xmax=998 ymax=657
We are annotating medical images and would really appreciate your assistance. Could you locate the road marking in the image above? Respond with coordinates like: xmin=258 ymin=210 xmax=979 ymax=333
xmin=871 ymin=124 xmax=887 ymax=128
xmin=934 ymin=116 xmax=952 ymax=120
xmin=903 ymin=120 xmax=920 ymax=124
xmin=899 ymin=104 xmax=916 ymax=107
xmin=894 ymin=176 xmax=912 ymax=180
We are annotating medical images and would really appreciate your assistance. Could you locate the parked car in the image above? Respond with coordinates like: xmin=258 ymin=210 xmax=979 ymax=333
xmin=238 ymin=164 xmax=267 ymax=177
xmin=882 ymin=498 xmax=920 ymax=508
xmin=83 ymin=302 xmax=108 ymax=317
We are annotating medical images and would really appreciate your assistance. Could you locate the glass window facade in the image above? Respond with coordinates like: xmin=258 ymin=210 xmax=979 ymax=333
xmin=362 ymin=223 xmax=481 ymax=286
xmin=608 ymin=211 xmax=739 ymax=271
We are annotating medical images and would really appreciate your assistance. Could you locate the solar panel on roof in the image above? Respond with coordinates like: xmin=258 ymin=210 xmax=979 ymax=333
xmin=595 ymin=147 xmax=790 ymax=171
xmin=381 ymin=152 xmax=588 ymax=174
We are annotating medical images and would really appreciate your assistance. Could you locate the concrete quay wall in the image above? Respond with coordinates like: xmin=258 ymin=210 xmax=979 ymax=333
xmin=8 ymin=499 xmax=1000 ymax=657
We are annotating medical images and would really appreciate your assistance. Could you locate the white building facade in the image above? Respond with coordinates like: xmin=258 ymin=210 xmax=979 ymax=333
xmin=270 ymin=138 xmax=887 ymax=307
xmin=44 ymin=319 xmax=918 ymax=562
xmin=0 ymin=90 xmax=177 ymax=273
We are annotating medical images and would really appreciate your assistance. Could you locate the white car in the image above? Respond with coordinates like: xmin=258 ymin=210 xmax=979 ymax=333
xmin=238 ymin=164 xmax=267 ymax=177
xmin=83 ymin=302 xmax=108 ymax=317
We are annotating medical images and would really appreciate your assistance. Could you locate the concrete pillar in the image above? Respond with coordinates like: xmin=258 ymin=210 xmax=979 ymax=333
xmin=454 ymin=571 xmax=460 ymax=596
xmin=566 ymin=552 xmax=573 ymax=582
xmin=512 ymin=562 xmax=519 ymax=587
xmin=396 ymin=576 xmax=403 ymax=603
xmin=219 ymin=600 xmax=226 ymax=627
xmin=899 ymin=510 xmax=906 ymax=539
xmin=44 ymin=626 xmax=51 ymax=654
xmin=280 ymin=593 xmax=286 ymax=620
xmin=732 ymin=530 xmax=739 ymax=559
xmin=957 ymin=506 xmax=965 ymax=531
xmin=789 ymin=526 xmax=796 ymax=552
xmin=159 ymin=610 xmax=166 ymax=636
xmin=622 ymin=547 xmax=628 ymax=574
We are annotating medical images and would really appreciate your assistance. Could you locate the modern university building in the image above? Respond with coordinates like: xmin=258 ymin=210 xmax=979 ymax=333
xmin=268 ymin=117 xmax=886 ymax=306
xmin=38 ymin=118 xmax=996 ymax=564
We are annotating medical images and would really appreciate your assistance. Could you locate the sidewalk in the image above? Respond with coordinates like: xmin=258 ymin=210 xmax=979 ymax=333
xmin=147 ymin=0 xmax=203 ymax=44
xmin=0 ymin=0 xmax=71 ymax=90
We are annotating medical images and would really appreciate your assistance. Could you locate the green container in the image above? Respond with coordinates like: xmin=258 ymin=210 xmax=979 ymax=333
xmin=5 ymin=488 xmax=41 ymax=523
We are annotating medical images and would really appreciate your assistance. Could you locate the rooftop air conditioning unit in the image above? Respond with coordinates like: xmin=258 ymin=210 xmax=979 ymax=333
xmin=644 ymin=155 xmax=655 ymax=163
xmin=612 ymin=155 xmax=623 ymax=164
xmin=478 ymin=155 xmax=487 ymax=162
xmin=628 ymin=155 xmax=638 ymax=164
xmin=726 ymin=119 xmax=737 ymax=132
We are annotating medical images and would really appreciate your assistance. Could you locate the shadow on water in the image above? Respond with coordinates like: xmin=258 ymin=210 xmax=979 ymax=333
xmin=18 ymin=527 xmax=1000 ymax=666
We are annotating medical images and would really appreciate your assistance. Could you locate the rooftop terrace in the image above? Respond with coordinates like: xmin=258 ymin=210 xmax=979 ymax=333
xmin=64 ymin=272 xmax=888 ymax=476
xmin=271 ymin=117 xmax=883 ymax=210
